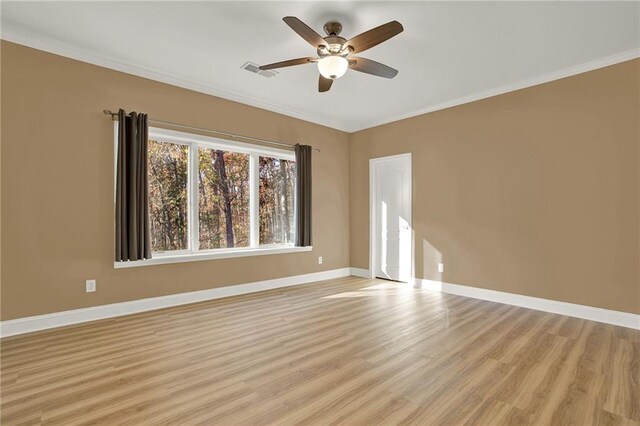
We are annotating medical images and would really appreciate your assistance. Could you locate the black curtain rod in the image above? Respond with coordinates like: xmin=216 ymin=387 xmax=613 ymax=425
xmin=103 ymin=110 xmax=320 ymax=152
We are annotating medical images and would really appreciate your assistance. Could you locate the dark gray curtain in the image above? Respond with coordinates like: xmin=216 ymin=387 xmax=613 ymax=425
xmin=115 ymin=109 xmax=152 ymax=261
xmin=295 ymin=144 xmax=312 ymax=247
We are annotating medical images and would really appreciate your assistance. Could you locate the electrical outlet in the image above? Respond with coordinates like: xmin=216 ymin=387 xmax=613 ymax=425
xmin=438 ymin=262 xmax=445 ymax=273
xmin=318 ymin=256 xmax=323 ymax=265
xmin=86 ymin=279 xmax=96 ymax=293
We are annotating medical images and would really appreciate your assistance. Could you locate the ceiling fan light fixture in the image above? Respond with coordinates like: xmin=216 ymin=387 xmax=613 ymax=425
xmin=317 ymin=56 xmax=348 ymax=80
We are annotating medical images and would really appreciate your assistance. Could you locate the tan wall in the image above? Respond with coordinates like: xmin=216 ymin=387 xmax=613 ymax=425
xmin=350 ymin=59 xmax=640 ymax=314
xmin=2 ymin=41 xmax=638 ymax=320
xmin=0 ymin=41 xmax=351 ymax=320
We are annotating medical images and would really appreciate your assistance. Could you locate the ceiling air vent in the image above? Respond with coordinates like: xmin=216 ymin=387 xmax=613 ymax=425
xmin=241 ymin=61 xmax=278 ymax=78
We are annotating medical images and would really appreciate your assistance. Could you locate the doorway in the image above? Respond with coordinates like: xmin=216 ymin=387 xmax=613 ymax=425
xmin=369 ymin=153 xmax=412 ymax=282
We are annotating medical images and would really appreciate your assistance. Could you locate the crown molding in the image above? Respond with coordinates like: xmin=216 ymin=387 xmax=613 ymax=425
xmin=0 ymin=24 xmax=352 ymax=132
xmin=352 ymin=48 xmax=640 ymax=132
xmin=2 ymin=23 xmax=638 ymax=134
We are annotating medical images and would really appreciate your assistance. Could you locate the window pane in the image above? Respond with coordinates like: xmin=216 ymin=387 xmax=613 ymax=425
xmin=259 ymin=157 xmax=295 ymax=245
xmin=198 ymin=148 xmax=249 ymax=249
xmin=148 ymin=140 xmax=189 ymax=252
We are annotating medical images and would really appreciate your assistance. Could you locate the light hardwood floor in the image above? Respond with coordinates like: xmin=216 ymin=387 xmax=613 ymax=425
xmin=1 ymin=277 xmax=638 ymax=425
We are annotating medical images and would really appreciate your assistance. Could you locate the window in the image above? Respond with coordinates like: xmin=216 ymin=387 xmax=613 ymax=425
xmin=259 ymin=157 xmax=295 ymax=245
xmin=142 ymin=127 xmax=301 ymax=261
xmin=197 ymin=147 xmax=250 ymax=250
xmin=148 ymin=140 xmax=189 ymax=252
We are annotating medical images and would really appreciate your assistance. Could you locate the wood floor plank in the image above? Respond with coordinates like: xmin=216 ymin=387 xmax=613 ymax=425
xmin=1 ymin=277 xmax=638 ymax=425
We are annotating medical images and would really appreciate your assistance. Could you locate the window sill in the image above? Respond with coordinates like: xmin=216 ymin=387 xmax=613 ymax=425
xmin=114 ymin=246 xmax=312 ymax=269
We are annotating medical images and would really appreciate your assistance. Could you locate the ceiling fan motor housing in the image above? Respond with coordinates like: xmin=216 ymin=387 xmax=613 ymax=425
xmin=319 ymin=22 xmax=351 ymax=57
xmin=318 ymin=35 xmax=349 ymax=56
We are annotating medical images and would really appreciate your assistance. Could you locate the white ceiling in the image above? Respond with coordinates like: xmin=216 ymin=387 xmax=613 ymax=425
xmin=2 ymin=1 xmax=639 ymax=132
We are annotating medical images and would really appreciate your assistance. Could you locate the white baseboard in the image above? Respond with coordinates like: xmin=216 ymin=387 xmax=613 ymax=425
xmin=348 ymin=269 xmax=639 ymax=330
xmin=410 ymin=277 xmax=639 ymax=330
xmin=0 ymin=267 xmax=352 ymax=338
xmin=350 ymin=267 xmax=372 ymax=278
xmin=4 ymin=268 xmax=637 ymax=337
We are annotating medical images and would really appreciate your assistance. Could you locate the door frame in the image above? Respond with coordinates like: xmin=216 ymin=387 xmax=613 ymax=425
xmin=369 ymin=153 xmax=413 ymax=281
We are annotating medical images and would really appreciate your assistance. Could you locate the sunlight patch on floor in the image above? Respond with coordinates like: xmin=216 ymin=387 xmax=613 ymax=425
xmin=322 ymin=281 xmax=417 ymax=299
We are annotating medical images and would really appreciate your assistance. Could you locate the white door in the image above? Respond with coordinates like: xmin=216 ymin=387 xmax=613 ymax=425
xmin=371 ymin=154 xmax=412 ymax=282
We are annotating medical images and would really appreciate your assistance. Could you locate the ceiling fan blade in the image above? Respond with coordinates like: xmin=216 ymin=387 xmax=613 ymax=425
xmin=283 ymin=16 xmax=327 ymax=49
xmin=259 ymin=57 xmax=317 ymax=71
xmin=349 ymin=57 xmax=398 ymax=79
xmin=319 ymin=75 xmax=333 ymax=92
xmin=345 ymin=20 xmax=403 ymax=53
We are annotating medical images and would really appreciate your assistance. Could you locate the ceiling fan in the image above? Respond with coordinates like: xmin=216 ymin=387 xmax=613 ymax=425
xmin=259 ymin=17 xmax=403 ymax=92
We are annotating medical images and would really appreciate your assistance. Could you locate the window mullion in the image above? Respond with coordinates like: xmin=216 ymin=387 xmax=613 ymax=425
xmin=189 ymin=143 xmax=200 ymax=252
xmin=249 ymin=153 xmax=259 ymax=248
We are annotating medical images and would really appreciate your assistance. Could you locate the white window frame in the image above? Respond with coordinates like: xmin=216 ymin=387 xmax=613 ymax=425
xmin=114 ymin=124 xmax=310 ymax=268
